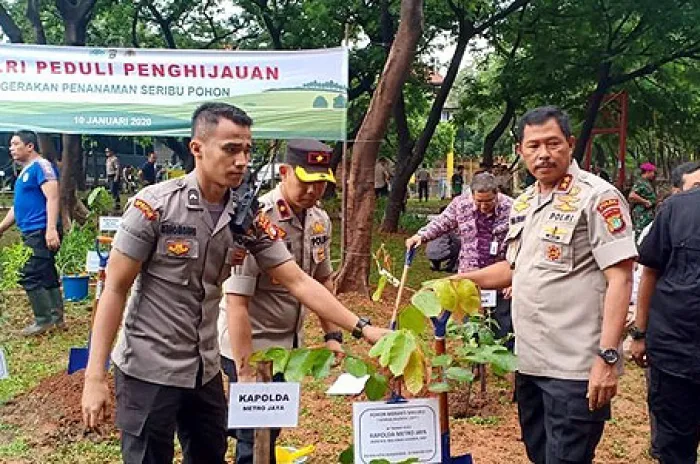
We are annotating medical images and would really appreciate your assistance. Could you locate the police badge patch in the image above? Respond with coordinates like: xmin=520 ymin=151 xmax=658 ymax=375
xmin=596 ymin=198 xmax=626 ymax=234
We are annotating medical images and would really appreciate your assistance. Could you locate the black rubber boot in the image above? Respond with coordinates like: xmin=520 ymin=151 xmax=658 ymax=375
xmin=23 ymin=288 xmax=54 ymax=336
xmin=47 ymin=287 xmax=66 ymax=329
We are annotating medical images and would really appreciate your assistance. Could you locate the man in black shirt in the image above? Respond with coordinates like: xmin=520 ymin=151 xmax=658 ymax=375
xmin=633 ymin=161 xmax=700 ymax=464
xmin=140 ymin=152 xmax=157 ymax=186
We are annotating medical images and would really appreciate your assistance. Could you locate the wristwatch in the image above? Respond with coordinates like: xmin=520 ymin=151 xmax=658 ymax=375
xmin=323 ymin=331 xmax=343 ymax=344
xmin=598 ymin=348 xmax=620 ymax=365
xmin=629 ymin=326 xmax=646 ymax=340
xmin=352 ymin=317 xmax=371 ymax=339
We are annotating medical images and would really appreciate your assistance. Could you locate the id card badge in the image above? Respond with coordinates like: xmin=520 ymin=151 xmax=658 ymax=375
xmin=490 ymin=241 xmax=499 ymax=256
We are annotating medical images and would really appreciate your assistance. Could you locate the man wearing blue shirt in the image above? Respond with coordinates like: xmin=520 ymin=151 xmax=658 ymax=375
xmin=0 ymin=131 xmax=63 ymax=335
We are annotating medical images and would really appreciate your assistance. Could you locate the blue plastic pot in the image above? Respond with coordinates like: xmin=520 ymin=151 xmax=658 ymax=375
xmin=62 ymin=275 xmax=89 ymax=301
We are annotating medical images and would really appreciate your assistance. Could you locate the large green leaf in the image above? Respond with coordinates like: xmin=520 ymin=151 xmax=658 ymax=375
xmin=455 ymin=279 xmax=481 ymax=316
xmin=403 ymin=350 xmax=424 ymax=394
xmin=388 ymin=331 xmax=417 ymax=376
xmin=397 ymin=305 xmax=426 ymax=335
xmin=251 ymin=347 xmax=290 ymax=376
xmin=428 ymin=382 xmax=452 ymax=393
xmin=344 ymin=356 xmax=369 ymax=378
xmin=310 ymin=348 xmax=335 ymax=379
xmin=445 ymin=366 xmax=475 ymax=383
xmin=284 ymin=348 xmax=314 ymax=382
xmin=369 ymin=330 xmax=398 ymax=360
xmin=411 ymin=290 xmax=442 ymax=317
xmin=432 ymin=280 xmax=457 ymax=311
xmin=339 ymin=445 xmax=354 ymax=464
xmin=431 ymin=354 xmax=453 ymax=368
xmin=365 ymin=373 xmax=389 ymax=401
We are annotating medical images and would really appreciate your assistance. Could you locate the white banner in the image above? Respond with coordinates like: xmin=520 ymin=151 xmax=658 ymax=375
xmin=0 ymin=44 xmax=348 ymax=139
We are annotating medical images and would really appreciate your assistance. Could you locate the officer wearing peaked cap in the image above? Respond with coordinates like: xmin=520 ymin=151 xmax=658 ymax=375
xmin=219 ymin=138 xmax=338 ymax=463
xmin=81 ymin=104 xmax=387 ymax=464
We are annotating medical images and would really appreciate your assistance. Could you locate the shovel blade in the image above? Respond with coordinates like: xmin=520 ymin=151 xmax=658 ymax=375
xmin=67 ymin=347 xmax=89 ymax=374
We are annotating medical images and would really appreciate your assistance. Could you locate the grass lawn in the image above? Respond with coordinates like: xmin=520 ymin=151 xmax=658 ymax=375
xmin=0 ymin=200 xmax=658 ymax=463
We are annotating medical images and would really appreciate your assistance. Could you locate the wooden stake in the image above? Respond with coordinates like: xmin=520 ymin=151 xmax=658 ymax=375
xmin=253 ymin=361 xmax=273 ymax=464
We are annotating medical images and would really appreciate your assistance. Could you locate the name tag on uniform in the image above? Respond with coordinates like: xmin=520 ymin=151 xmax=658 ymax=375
xmin=490 ymin=241 xmax=499 ymax=256
xmin=228 ymin=382 xmax=300 ymax=428
xmin=481 ymin=290 xmax=497 ymax=308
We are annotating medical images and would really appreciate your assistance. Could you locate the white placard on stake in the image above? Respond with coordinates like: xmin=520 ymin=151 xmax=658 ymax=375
xmin=99 ymin=216 xmax=122 ymax=232
xmin=86 ymin=250 xmax=100 ymax=273
xmin=353 ymin=398 xmax=441 ymax=464
xmin=0 ymin=347 xmax=9 ymax=380
xmin=227 ymin=382 xmax=300 ymax=429
xmin=481 ymin=290 xmax=497 ymax=308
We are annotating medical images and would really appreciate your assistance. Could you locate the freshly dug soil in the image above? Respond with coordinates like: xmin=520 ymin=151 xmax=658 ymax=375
xmin=1 ymin=370 xmax=117 ymax=447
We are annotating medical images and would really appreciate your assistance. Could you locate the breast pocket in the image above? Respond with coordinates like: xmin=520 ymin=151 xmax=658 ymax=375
xmin=671 ymin=237 xmax=700 ymax=286
xmin=504 ymin=224 xmax=524 ymax=266
xmin=146 ymin=237 xmax=199 ymax=285
xmin=535 ymin=227 xmax=574 ymax=272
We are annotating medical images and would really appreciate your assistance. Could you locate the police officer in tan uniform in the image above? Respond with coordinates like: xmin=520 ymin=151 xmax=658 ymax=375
xmin=218 ymin=139 xmax=341 ymax=463
xmin=456 ymin=106 xmax=636 ymax=464
xmin=80 ymin=103 xmax=386 ymax=464
xmin=105 ymin=147 xmax=121 ymax=210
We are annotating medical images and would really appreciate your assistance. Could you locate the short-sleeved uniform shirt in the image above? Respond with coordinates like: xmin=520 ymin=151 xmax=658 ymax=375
xmin=106 ymin=155 xmax=120 ymax=178
xmin=505 ymin=161 xmax=637 ymax=380
xmin=218 ymin=185 xmax=333 ymax=356
xmin=111 ymin=171 xmax=293 ymax=388
xmin=638 ymin=188 xmax=700 ymax=382
xmin=13 ymin=158 xmax=59 ymax=234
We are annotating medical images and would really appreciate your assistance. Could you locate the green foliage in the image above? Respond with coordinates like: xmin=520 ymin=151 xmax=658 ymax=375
xmin=397 ymin=213 xmax=428 ymax=234
xmin=397 ymin=305 xmax=426 ymax=336
xmin=86 ymin=187 xmax=114 ymax=217
xmin=55 ymin=223 xmax=96 ymax=276
xmin=0 ymin=243 xmax=32 ymax=292
xmin=368 ymin=329 xmax=427 ymax=395
xmin=413 ymin=278 xmax=481 ymax=321
xmin=250 ymin=347 xmax=334 ymax=382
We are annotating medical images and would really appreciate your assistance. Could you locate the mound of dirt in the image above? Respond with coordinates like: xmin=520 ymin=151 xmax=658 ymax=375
xmin=1 ymin=370 xmax=117 ymax=446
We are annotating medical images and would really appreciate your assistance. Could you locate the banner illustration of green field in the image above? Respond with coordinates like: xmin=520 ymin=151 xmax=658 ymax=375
xmin=0 ymin=44 xmax=348 ymax=140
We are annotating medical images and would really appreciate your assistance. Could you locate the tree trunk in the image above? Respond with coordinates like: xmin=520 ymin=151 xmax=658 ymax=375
xmin=573 ymin=62 xmax=612 ymax=162
xmin=57 ymin=0 xmax=97 ymax=219
xmin=380 ymin=91 xmax=414 ymax=232
xmin=482 ymin=97 xmax=516 ymax=168
xmin=334 ymin=0 xmax=423 ymax=295
xmin=162 ymin=138 xmax=194 ymax=172
xmin=37 ymin=134 xmax=59 ymax=163
xmin=381 ymin=24 xmax=471 ymax=233
xmin=59 ymin=135 xmax=81 ymax=227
